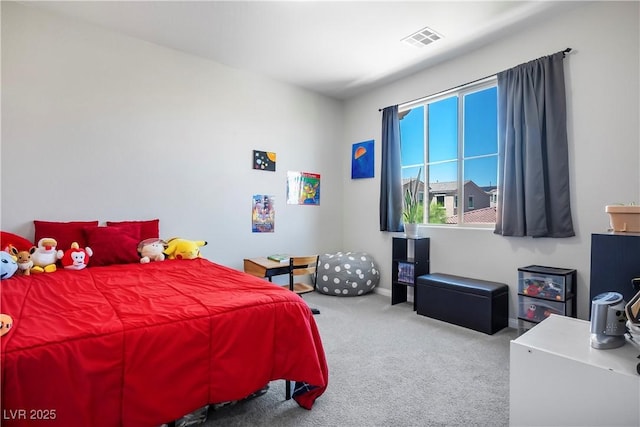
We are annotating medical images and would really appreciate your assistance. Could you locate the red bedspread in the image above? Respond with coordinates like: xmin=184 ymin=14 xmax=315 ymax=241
xmin=0 ymin=259 xmax=328 ymax=426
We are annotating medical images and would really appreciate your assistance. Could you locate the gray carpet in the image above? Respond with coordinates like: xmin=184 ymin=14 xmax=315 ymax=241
xmin=200 ymin=292 xmax=518 ymax=427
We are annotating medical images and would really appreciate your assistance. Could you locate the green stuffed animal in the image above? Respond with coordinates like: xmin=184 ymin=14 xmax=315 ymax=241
xmin=163 ymin=238 xmax=207 ymax=260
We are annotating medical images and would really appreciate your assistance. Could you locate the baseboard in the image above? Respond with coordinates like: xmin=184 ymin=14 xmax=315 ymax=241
xmin=373 ymin=286 xmax=413 ymax=302
xmin=375 ymin=287 xmax=519 ymax=330
xmin=373 ymin=287 xmax=391 ymax=298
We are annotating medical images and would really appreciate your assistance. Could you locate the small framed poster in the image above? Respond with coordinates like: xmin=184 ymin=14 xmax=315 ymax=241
xmin=252 ymin=194 xmax=275 ymax=232
xmin=351 ymin=140 xmax=374 ymax=179
xmin=286 ymin=171 xmax=320 ymax=205
xmin=253 ymin=150 xmax=276 ymax=171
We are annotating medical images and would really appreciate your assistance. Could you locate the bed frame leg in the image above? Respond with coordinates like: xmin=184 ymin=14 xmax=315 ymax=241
xmin=285 ymin=380 xmax=291 ymax=400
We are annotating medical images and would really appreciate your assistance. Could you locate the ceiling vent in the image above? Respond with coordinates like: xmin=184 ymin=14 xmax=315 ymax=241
xmin=401 ymin=26 xmax=443 ymax=48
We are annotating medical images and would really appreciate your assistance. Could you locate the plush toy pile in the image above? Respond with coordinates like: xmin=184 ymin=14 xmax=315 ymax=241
xmin=1 ymin=231 xmax=208 ymax=279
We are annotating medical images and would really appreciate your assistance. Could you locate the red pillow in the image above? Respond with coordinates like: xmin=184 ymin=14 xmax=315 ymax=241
xmin=1 ymin=231 xmax=34 ymax=252
xmin=106 ymin=219 xmax=159 ymax=240
xmin=84 ymin=225 xmax=141 ymax=267
xmin=34 ymin=220 xmax=99 ymax=252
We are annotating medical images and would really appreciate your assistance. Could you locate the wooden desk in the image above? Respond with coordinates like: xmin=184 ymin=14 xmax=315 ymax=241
xmin=243 ymin=257 xmax=290 ymax=281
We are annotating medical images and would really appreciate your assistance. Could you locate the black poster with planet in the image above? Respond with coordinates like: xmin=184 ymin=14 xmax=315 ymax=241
xmin=253 ymin=150 xmax=276 ymax=171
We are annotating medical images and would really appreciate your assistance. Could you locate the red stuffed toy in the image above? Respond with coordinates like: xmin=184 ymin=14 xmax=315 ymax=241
xmin=57 ymin=242 xmax=93 ymax=270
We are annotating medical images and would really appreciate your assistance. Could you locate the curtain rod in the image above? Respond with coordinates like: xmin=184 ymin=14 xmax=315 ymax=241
xmin=378 ymin=47 xmax=572 ymax=112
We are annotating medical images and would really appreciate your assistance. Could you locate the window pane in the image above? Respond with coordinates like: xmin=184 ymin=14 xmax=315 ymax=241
xmin=428 ymin=161 xmax=457 ymax=183
xmin=463 ymin=156 xmax=497 ymax=224
xmin=463 ymin=155 xmax=498 ymax=188
xmin=402 ymin=165 xmax=425 ymax=222
xmin=402 ymin=165 xmax=422 ymax=182
xmin=400 ymin=106 xmax=424 ymax=166
xmin=428 ymin=97 xmax=458 ymax=162
xmin=464 ymin=87 xmax=497 ymax=157
xmin=428 ymin=161 xmax=457 ymax=223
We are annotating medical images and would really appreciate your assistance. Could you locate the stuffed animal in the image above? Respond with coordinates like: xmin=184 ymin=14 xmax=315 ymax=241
xmin=57 ymin=242 xmax=92 ymax=270
xmin=138 ymin=238 xmax=167 ymax=263
xmin=523 ymin=280 xmax=541 ymax=297
xmin=9 ymin=246 xmax=35 ymax=276
xmin=4 ymin=244 xmax=18 ymax=260
xmin=163 ymin=238 xmax=207 ymax=260
xmin=0 ymin=251 xmax=18 ymax=280
xmin=526 ymin=304 xmax=537 ymax=320
xmin=0 ymin=314 xmax=13 ymax=337
xmin=31 ymin=237 xmax=58 ymax=273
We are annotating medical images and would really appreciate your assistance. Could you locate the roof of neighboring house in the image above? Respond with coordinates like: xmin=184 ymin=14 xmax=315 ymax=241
xmin=403 ymin=179 xmax=494 ymax=195
xmin=402 ymin=178 xmax=424 ymax=187
xmin=429 ymin=180 xmax=488 ymax=195
xmin=481 ymin=186 xmax=498 ymax=193
xmin=429 ymin=181 xmax=457 ymax=193
xmin=445 ymin=206 xmax=497 ymax=224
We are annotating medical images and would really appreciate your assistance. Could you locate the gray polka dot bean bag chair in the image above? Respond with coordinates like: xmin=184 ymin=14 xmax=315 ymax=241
xmin=317 ymin=252 xmax=379 ymax=296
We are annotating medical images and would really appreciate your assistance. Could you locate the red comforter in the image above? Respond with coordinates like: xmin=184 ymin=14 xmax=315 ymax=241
xmin=0 ymin=259 xmax=328 ymax=426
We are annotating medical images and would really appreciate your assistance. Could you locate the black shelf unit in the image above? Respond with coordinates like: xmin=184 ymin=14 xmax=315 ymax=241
xmin=391 ymin=237 xmax=430 ymax=309
xmin=517 ymin=265 xmax=576 ymax=328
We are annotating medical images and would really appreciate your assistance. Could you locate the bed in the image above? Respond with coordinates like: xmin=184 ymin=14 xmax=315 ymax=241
xmin=1 ymin=258 xmax=328 ymax=427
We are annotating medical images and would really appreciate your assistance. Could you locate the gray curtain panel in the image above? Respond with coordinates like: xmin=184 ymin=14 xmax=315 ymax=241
xmin=494 ymin=51 xmax=575 ymax=237
xmin=379 ymin=105 xmax=404 ymax=232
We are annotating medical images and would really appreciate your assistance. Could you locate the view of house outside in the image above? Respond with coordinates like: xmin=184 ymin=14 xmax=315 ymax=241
xmin=400 ymin=83 xmax=498 ymax=225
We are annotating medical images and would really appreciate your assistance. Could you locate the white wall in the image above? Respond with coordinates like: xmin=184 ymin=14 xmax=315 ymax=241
xmin=342 ymin=1 xmax=640 ymax=321
xmin=1 ymin=2 xmax=345 ymax=271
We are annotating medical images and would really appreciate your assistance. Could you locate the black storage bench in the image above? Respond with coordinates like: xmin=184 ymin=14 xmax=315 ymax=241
xmin=416 ymin=273 xmax=508 ymax=335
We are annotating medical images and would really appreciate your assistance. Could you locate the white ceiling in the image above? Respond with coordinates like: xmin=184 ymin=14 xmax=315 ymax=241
xmin=25 ymin=1 xmax=580 ymax=100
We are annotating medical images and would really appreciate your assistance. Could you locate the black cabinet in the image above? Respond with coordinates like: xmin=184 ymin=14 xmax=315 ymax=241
xmin=391 ymin=237 xmax=429 ymax=309
xmin=590 ymin=232 xmax=640 ymax=310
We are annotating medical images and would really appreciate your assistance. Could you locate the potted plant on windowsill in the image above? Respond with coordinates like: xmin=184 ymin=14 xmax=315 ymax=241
xmin=403 ymin=168 xmax=422 ymax=238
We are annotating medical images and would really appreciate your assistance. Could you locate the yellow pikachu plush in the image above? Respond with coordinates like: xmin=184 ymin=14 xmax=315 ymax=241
xmin=163 ymin=238 xmax=207 ymax=260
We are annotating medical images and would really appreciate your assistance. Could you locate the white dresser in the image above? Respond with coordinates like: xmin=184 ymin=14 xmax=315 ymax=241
xmin=510 ymin=314 xmax=640 ymax=426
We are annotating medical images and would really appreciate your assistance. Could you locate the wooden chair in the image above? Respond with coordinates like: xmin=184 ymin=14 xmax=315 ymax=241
xmin=283 ymin=255 xmax=320 ymax=399
xmin=284 ymin=255 xmax=319 ymax=295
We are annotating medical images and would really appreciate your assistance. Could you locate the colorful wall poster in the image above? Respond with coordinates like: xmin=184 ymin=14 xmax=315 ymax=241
xmin=252 ymin=194 xmax=275 ymax=232
xmin=286 ymin=171 xmax=320 ymax=205
xmin=253 ymin=150 xmax=276 ymax=171
xmin=351 ymin=139 xmax=374 ymax=179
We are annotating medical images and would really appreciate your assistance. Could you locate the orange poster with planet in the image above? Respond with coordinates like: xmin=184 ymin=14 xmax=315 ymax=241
xmin=352 ymin=140 xmax=374 ymax=179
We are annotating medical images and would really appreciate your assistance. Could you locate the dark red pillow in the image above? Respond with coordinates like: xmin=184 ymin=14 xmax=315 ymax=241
xmin=33 ymin=220 xmax=99 ymax=252
xmin=1 ymin=231 xmax=34 ymax=252
xmin=106 ymin=219 xmax=159 ymax=240
xmin=84 ymin=225 xmax=141 ymax=267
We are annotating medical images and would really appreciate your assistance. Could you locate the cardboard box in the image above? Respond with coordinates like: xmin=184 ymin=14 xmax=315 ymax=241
xmin=606 ymin=205 xmax=640 ymax=232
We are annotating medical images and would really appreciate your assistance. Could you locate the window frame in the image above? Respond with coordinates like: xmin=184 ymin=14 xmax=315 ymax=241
xmin=399 ymin=76 xmax=498 ymax=228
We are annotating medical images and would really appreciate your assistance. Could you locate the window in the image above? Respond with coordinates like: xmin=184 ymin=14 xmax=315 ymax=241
xmin=400 ymin=78 xmax=498 ymax=225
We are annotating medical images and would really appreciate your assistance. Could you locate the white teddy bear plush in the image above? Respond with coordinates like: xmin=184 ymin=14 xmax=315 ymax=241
xmin=138 ymin=238 xmax=167 ymax=264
